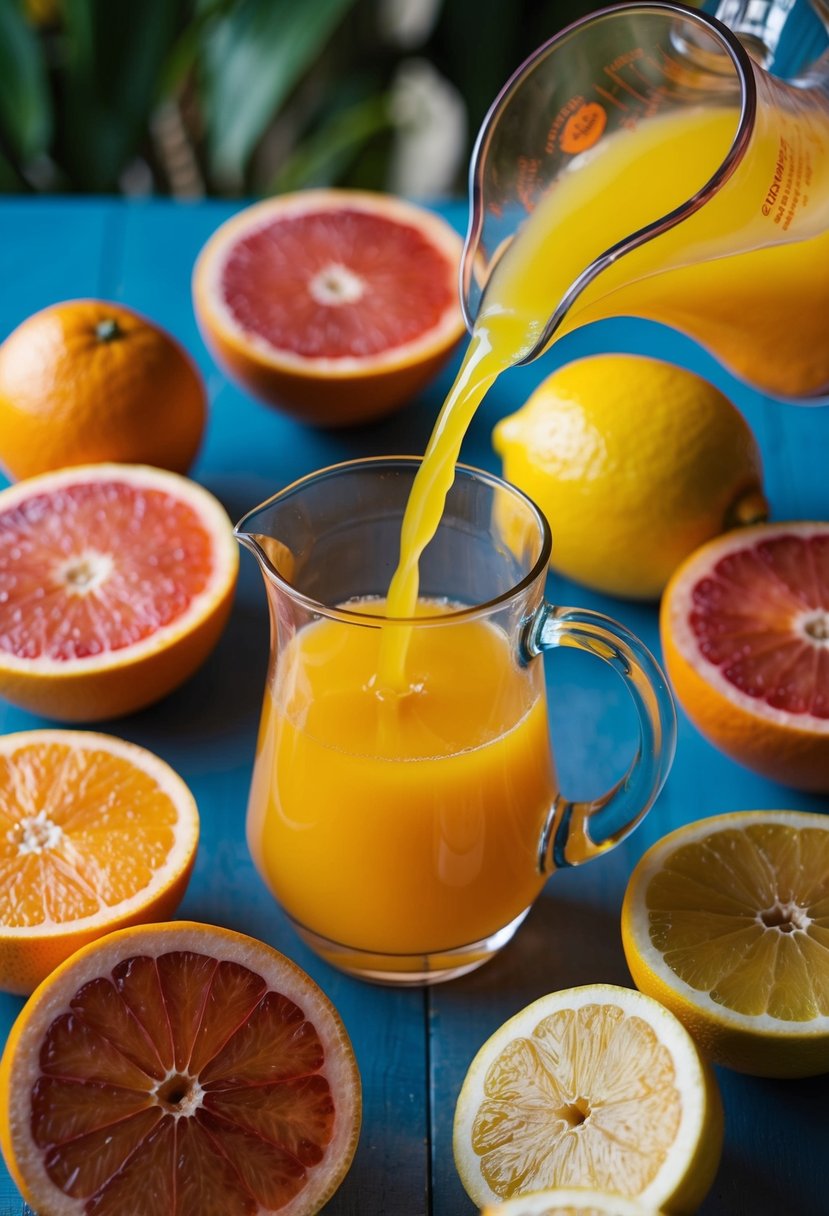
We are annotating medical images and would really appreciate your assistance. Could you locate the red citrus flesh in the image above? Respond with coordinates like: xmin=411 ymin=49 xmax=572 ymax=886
xmin=221 ymin=208 xmax=456 ymax=360
xmin=2 ymin=926 xmax=360 ymax=1215
xmin=687 ymin=530 xmax=828 ymax=718
xmin=0 ymin=464 xmax=238 ymax=721
xmin=193 ymin=190 xmax=465 ymax=425
xmin=0 ymin=480 xmax=214 ymax=661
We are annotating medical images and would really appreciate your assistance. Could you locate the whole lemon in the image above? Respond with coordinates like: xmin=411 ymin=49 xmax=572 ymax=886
xmin=493 ymin=354 xmax=767 ymax=599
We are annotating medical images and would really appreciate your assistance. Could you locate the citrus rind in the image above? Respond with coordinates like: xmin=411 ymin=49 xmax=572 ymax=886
xmin=622 ymin=809 xmax=829 ymax=1077
xmin=0 ymin=729 xmax=200 ymax=994
xmin=482 ymin=1186 xmax=661 ymax=1214
xmin=0 ymin=921 xmax=361 ymax=1216
xmin=0 ymin=463 xmax=238 ymax=721
xmin=453 ymin=984 xmax=721 ymax=1216
xmin=193 ymin=190 xmax=466 ymax=425
xmin=660 ymin=522 xmax=829 ymax=792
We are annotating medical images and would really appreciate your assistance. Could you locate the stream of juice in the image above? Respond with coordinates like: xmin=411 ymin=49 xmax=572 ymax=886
xmin=381 ymin=98 xmax=829 ymax=687
xmin=248 ymin=598 xmax=555 ymax=953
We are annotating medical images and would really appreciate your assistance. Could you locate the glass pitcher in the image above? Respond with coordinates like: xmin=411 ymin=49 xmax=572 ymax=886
xmin=237 ymin=458 xmax=676 ymax=985
xmin=461 ymin=0 xmax=829 ymax=401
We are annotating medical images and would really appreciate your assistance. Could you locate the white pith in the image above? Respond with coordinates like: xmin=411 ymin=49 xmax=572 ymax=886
xmin=7 ymin=809 xmax=64 ymax=856
xmin=627 ymin=810 xmax=829 ymax=1034
xmin=194 ymin=189 xmax=465 ymax=375
xmin=5 ymin=923 xmax=361 ymax=1216
xmin=669 ymin=521 xmax=829 ymax=735
xmin=485 ymin=1187 xmax=657 ymax=1215
xmin=453 ymin=985 xmax=710 ymax=1212
xmin=54 ymin=550 xmax=114 ymax=596
xmin=308 ymin=262 xmax=365 ymax=306
xmin=0 ymin=730 xmax=199 ymax=933
xmin=0 ymin=464 xmax=238 ymax=676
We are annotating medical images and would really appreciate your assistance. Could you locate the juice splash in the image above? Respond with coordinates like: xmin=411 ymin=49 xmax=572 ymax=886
xmin=382 ymin=99 xmax=829 ymax=685
xmin=247 ymin=598 xmax=556 ymax=954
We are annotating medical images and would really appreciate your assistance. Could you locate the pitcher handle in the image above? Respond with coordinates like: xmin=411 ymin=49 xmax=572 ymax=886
xmin=524 ymin=603 xmax=676 ymax=872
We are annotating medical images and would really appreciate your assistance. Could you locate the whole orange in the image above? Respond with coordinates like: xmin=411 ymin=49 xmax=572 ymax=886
xmin=0 ymin=299 xmax=206 ymax=480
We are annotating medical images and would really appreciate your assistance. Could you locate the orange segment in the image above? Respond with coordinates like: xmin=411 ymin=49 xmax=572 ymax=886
xmin=0 ymin=730 xmax=199 ymax=995
xmin=193 ymin=190 xmax=466 ymax=426
xmin=0 ymin=464 xmax=238 ymax=722
xmin=0 ymin=922 xmax=361 ymax=1216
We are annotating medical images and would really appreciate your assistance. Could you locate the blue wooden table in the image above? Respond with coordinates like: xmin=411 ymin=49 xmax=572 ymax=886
xmin=0 ymin=197 xmax=827 ymax=1216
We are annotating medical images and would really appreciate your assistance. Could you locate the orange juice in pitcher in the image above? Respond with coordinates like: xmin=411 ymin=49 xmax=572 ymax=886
xmin=247 ymin=599 xmax=554 ymax=960
xmin=238 ymin=461 xmax=675 ymax=984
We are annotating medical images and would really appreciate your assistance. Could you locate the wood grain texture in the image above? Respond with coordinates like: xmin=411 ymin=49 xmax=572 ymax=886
xmin=0 ymin=198 xmax=827 ymax=1216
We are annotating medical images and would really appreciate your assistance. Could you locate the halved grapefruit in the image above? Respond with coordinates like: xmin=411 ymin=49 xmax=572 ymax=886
xmin=0 ymin=729 xmax=199 ymax=994
xmin=0 ymin=464 xmax=238 ymax=721
xmin=661 ymin=522 xmax=828 ymax=791
xmin=0 ymin=921 xmax=361 ymax=1215
xmin=192 ymin=189 xmax=466 ymax=426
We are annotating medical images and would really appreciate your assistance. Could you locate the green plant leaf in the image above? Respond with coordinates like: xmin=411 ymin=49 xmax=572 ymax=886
xmin=0 ymin=0 xmax=52 ymax=165
xmin=58 ymin=0 xmax=186 ymax=191
xmin=269 ymin=93 xmax=392 ymax=193
xmin=200 ymin=0 xmax=358 ymax=188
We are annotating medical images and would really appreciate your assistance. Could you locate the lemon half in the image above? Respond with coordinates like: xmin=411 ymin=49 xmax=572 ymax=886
xmin=453 ymin=984 xmax=722 ymax=1215
xmin=623 ymin=809 xmax=829 ymax=1077
xmin=482 ymin=1187 xmax=661 ymax=1215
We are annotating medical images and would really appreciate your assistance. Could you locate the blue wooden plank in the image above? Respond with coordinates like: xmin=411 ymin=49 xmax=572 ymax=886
xmin=0 ymin=196 xmax=827 ymax=1216
xmin=426 ymin=249 xmax=829 ymax=1216
xmin=0 ymin=199 xmax=117 ymax=1216
xmin=0 ymin=197 xmax=432 ymax=1214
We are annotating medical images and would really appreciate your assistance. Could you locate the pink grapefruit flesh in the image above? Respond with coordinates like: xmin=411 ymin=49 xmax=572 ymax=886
xmin=220 ymin=207 xmax=457 ymax=360
xmin=1 ymin=923 xmax=361 ymax=1216
xmin=661 ymin=522 xmax=829 ymax=791
xmin=0 ymin=464 xmax=238 ymax=721
xmin=0 ymin=479 xmax=214 ymax=661
xmin=687 ymin=529 xmax=828 ymax=718
xmin=193 ymin=190 xmax=466 ymax=426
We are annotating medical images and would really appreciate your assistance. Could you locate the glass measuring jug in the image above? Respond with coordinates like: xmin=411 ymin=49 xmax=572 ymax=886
xmin=461 ymin=0 xmax=829 ymax=401
xmin=237 ymin=458 xmax=676 ymax=986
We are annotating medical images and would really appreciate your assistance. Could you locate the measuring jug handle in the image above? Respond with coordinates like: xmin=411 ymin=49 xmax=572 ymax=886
xmin=524 ymin=603 xmax=676 ymax=872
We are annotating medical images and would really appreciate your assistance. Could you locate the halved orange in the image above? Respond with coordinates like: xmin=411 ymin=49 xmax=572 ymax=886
xmin=0 ymin=463 xmax=238 ymax=721
xmin=0 ymin=729 xmax=199 ymax=994
xmin=661 ymin=521 xmax=829 ymax=791
xmin=0 ymin=921 xmax=361 ymax=1215
xmin=193 ymin=189 xmax=466 ymax=426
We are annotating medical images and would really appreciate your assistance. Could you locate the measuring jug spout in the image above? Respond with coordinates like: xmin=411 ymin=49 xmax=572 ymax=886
xmin=462 ymin=0 xmax=829 ymax=402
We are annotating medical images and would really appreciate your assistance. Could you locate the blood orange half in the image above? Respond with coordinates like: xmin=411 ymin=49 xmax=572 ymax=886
xmin=661 ymin=522 xmax=828 ymax=791
xmin=0 ymin=921 xmax=361 ymax=1216
xmin=0 ymin=464 xmax=238 ymax=722
xmin=192 ymin=189 xmax=466 ymax=426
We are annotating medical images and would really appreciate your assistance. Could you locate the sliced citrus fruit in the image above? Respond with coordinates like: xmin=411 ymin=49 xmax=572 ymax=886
xmin=0 ymin=463 xmax=238 ymax=721
xmin=0 ymin=729 xmax=199 ymax=994
xmin=0 ymin=921 xmax=361 ymax=1215
xmin=0 ymin=300 xmax=206 ymax=481
xmin=660 ymin=521 xmax=828 ymax=791
xmin=193 ymin=189 xmax=465 ymax=426
xmin=482 ymin=1188 xmax=661 ymax=1215
xmin=453 ymin=984 xmax=722 ymax=1216
xmin=623 ymin=809 xmax=829 ymax=1077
